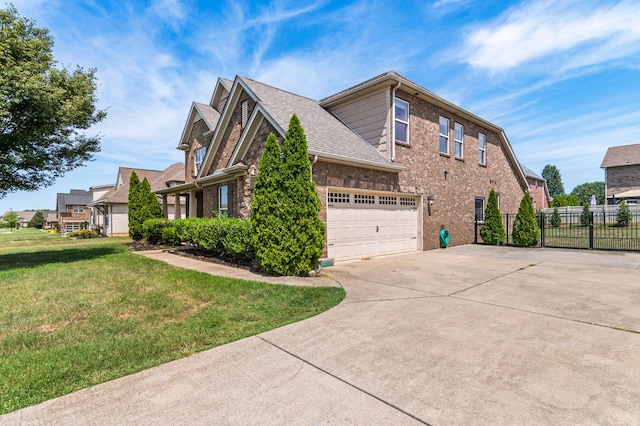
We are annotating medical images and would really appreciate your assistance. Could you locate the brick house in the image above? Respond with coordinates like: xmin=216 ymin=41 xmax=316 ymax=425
xmin=601 ymin=143 xmax=640 ymax=204
xmin=157 ymin=71 xmax=529 ymax=260
xmin=520 ymin=163 xmax=551 ymax=210
xmin=56 ymin=189 xmax=91 ymax=232
xmin=88 ymin=163 xmax=186 ymax=236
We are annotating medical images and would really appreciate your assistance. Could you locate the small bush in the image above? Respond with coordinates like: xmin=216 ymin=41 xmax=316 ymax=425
xmin=161 ymin=226 xmax=182 ymax=246
xmin=512 ymin=193 xmax=539 ymax=247
xmin=479 ymin=189 xmax=505 ymax=245
xmin=142 ymin=218 xmax=172 ymax=245
xmin=70 ymin=229 xmax=97 ymax=239
xmin=580 ymin=203 xmax=591 ymax=227
xmin=617 ymin=202 xmax=631 ymax=227
xmin=550 ymin=207 xmax=562 ymax=227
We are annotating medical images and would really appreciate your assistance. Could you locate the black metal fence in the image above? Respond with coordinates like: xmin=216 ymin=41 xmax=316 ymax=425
xmin=475 ymin=210 xmax=640 ymax=252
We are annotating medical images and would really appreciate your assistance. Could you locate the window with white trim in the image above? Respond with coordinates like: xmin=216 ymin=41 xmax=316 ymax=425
xmin=395 ymin=98 xmax=409 ymax=144
xmin=218 ymin=185 xmax=228 ymax=217
xmin=478 ymin=133 xmax=486 ymax=165
xmin=328 ymin=192 xmax=350 ymax=204
xmin=354 ymin=194 xmax=375 ymax=204
xmin=400 ymin=197 xmax=416 ymax=206
xmin=195 ymin=146 xmax=206 ymax=174
xmin=73 ymin=205 xmax=84 ymax=213
xmin=241 ymin=100 xmax=248 ymax=128
xmin=439 ymin=116 xmax=449 ymax=154
xmin=454 ymin=122 xmax=463 ymax=158
xmin=475 ymin=197 xmax=485 ymax=221
xmin=379 ymin=196 xmax=397 ymax=205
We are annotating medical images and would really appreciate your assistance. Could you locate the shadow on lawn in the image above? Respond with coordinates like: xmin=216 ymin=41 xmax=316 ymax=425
xmin=0 ymin=245 xmax=125 ymax=272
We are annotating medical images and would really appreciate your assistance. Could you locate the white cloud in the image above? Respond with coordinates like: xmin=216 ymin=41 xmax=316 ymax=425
xmin=463 ymin=0 xmax=640 ymax=73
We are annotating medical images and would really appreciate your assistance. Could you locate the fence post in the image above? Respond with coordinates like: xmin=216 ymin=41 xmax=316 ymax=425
xmin=589 ymin=211 xmax=594 ymax=249
xmin=474 ymin=214 xmax=478 ymax=244
xmin=540 ymin=211 xmax=545 ymax=247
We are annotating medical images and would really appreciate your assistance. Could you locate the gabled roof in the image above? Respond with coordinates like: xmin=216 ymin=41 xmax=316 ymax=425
xmin=199 ymin=75 xmax=401 ymax=177
xmin=519 ymin=163 xmax=544 ymax=180
xmin=177 ymin=103 xmax=221 ymax=150
xmin=56 ymin=190 xmax=91 ymax=211
xmin=601 ymin=143 xmax=640 ymax=168
xmin=93 ymin=163 xmax=185 ymax=205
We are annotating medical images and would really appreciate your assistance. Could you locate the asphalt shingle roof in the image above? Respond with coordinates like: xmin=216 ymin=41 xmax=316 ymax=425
xmin=240 ymin=76 xmax=396 ymax=168
xmin=519 ymin=163 xmax=544 ymax=180
xmin=97 ymin=163 xmax=185 ymax=204
xmin=194 ymin=102 xmax=221 ymax=130
xmin=601 ymin=144 xmax=640 ymax=168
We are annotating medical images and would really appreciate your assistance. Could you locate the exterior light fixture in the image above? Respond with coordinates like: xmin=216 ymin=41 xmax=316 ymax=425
xmin=427 ymin=195 xmax=435 ymax=206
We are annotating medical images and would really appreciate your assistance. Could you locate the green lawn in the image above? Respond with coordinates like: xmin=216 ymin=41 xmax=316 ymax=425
xmin=0 ymin=232 xmax=345 ymax=414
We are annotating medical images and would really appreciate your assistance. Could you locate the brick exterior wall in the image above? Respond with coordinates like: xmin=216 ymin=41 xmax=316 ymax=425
xmin=392 ymin=89 xmax=526 ymax=249
xmin=606 ymin=165 xmax=640 ymax=197
xmin=526 ymin=177 xmax=548 ymax=210
xmin=184 ymin=119 xmax=211 ymax=183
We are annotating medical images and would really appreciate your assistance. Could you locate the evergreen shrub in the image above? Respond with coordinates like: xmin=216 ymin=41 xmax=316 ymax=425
xmin=580 ymin=203 xmax=590 ymax=227
xmin=479 ymin=188 xmax=505 ymax=245
xmin=142 ymin=218 xmax=172 ymax=245
xmin=550 ymin=207 xmax=562 ymax=227
xmin=512 ymin=193 xmax=540 ymax=247
xmin=617 ymin=202 xmax=631 ymax=227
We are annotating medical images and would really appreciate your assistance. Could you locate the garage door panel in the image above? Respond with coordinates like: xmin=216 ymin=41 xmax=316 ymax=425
xmin=327 ymin=190 xmax=420 ymax=261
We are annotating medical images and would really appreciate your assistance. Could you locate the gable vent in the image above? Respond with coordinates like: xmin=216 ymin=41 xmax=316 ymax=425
xmin=241 ymin=100 xmax=248 ymax=128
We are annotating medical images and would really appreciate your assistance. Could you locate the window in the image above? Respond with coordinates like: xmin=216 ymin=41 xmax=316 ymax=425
xmin=395 ymin=98 xmax=409 ymax=144
xmin=354 ymin=194 xmax=375 ymax=204
xmin=478 ymin=133 xmax=486 ymax=165
xmin=218 ymin=185 xmax=228 ymax=217
xmin=328 ymin=192 xmax=350 ymax=204
xmin=454 ymin=122 xmax=464 ymax=158
xmin=475 ymin=197 xmax=485 ymax=221
xmin=195 ymin=146 xmax=206 ymax=174
xmin=241 ymin=100 xmax=248 ymax=128
xmin=400 ymin=197 xmax=416 ymax=206
xmin=73 ymin=205 xmax=84 ymax=213
xmin=379 ymin=196 xmax=397 ymax=205
xmin=439 ymin=116 xmax=449 ymax=154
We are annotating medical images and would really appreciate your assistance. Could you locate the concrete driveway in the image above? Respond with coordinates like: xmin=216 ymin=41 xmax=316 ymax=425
xmin=4 ymin=245 xmax=640 ymax=425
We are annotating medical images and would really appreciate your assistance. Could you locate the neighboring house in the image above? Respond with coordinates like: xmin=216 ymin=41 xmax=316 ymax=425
xmin=157 ymin=71 xmax=529 ymax=260
xmin=1 ymin=210 xmax=36 ymax=227
xmin=56 ymin=190 xmax=91 ymax=232
xmin=88 ymin=163 xmax=186 ymax=236
xmin=601 ymin=143 xmax=640 ymax=205
xmin=43 ymin=210 xmax=57 ymax=229
xmin=519 ymin=164 xmax=551 ymax=210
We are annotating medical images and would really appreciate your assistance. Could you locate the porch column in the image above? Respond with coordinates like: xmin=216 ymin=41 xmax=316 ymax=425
xmin=174 ymin=194 xmax=182 ymax=219
xmin=162 ymin=194 xmax=168 ymax=219
xmin=189 ymin=190 xmax=197 ymax=218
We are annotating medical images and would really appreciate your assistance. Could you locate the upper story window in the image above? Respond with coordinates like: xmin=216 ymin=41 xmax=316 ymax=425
xmin=218 ymin=185 xmax=228 ymax=218
xmin=394 ymin=98 xmax=409 ymax=144
xmin=195 ymin=146 xmax=206 ymax=174
xmin=478 ymin=133 xmax=486 ymax=165
xmin=241 ymin=100 xmax=248 ymax=128
xmin=439 ymin=116 xmax=449 ymax=154
xmin=454 ymin=122 xmax=464 ymax=158
xmin=73 ymin=205 xmax=84 ymax=213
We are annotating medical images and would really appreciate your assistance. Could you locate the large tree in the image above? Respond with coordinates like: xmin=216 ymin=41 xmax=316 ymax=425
xmin=542 ymin=165 xmax=564 ymax=198
xmin=571 ymin=181 xmax=605 ymax=206
xmin=0 ymin=5 xmax=106 ymax=198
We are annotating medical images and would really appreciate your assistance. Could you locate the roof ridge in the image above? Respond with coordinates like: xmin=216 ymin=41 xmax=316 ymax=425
xmin=239 ymin=75 xmax=320 ymax=103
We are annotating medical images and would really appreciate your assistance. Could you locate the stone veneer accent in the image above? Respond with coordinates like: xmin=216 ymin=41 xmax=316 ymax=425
xmin=184 ymin=119 xmax=211 ymax=183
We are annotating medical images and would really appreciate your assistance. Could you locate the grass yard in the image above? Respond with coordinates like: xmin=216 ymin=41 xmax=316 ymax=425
xmin=0 ymin=232 xmax=345 ymax=414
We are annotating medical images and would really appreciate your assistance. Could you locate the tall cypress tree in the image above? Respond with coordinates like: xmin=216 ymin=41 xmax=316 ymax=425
xmin=279 ymin=114 xmax=325 ymax=275
xmin=250 ymin=133 xmax=284 ymax=274
xmin=480 ymin=188 xmax=505 ymax=245
xmin=128 ymin=171 xmax=142 ymax=240
xmin=512 ymin=193 xmax=540 ymax=247
xmin=139 ymin=177 xmax=163 ymax=223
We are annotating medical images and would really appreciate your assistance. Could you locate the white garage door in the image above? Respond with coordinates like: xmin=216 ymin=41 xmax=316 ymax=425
xmin=327 ymin=189 xmax=421 ymax=261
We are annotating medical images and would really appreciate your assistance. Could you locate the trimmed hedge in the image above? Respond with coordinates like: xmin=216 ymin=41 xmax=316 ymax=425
xmin=141 ymin=217 xmax=253 ymax=263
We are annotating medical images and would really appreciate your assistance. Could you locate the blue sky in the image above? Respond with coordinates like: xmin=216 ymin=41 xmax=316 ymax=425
xmin=2 ymin=0 xmax=640 ymax=213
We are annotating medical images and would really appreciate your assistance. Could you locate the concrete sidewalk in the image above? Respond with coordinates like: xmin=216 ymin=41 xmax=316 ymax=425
xmin=4 ymin=246 xmax=640 ymax=425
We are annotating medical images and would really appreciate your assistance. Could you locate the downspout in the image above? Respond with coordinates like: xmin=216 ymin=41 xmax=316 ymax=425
xmin=391 ymin=81 xmax=401 ymax=162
